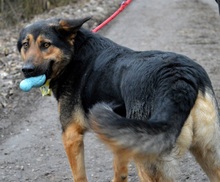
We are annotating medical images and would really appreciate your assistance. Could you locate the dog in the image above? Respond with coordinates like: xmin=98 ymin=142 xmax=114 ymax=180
xmin=17 ymin=17 xmax=220 ymax=182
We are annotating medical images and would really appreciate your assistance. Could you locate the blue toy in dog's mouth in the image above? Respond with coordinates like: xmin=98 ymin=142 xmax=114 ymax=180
xmin=19 ymin=74 xmax=46 ymax=92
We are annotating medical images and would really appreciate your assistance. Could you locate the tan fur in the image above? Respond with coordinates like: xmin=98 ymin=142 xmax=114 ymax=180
xmin=59 ymin=20 xmax=72 ymax=30
xmin=190 ymin=91 xmax=220 ymax=182
xmin=21 ymin=34 xmax=35 ymax=61
xmin=62 ymin=109 xmax=88 ymax=182
xmin=21 ymin=34 xmax=65 ymax=79
xmin=112 ymin=149 xmax=131 ymax=182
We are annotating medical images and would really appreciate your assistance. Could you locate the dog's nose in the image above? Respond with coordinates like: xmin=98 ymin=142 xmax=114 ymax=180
xmin=22 ymin=63 xmax=35 ymax=76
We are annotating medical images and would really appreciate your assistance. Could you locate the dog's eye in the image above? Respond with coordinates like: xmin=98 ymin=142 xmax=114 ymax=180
xmin=42 ymin=42 xmax=51 ymax=49
xmin=22 ymin=42 xmax=29 ymax=49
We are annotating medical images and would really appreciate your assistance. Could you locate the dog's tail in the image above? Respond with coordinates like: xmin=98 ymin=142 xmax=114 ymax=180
xmin=89 ymin=82 xmax=198 ymax=155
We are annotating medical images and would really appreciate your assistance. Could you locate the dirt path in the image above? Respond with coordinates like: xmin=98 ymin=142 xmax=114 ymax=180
xmin=1 ymin=0 xmax=220 ymax=182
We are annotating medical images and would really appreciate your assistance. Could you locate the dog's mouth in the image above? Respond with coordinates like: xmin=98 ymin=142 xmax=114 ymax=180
xmin=22 ymin=60 xmax=54 ymax=80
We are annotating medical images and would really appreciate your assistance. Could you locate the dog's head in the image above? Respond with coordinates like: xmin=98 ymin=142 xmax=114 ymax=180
xmin=17 ymin=17 xmax=90 ymax=79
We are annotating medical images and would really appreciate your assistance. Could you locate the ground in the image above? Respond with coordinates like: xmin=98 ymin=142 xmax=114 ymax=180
xmin=0 ymin=0 xmax=220 ymax=181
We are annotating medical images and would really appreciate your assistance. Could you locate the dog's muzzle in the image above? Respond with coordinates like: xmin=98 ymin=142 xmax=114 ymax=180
xmin=22 ymin=62 xmax=36 ymax=78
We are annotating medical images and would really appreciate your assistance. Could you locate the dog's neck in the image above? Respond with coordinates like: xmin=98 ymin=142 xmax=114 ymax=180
xmin=74 ymin=28 xmax=117 ymax=59
xmin=50 ymin=28 xmax=119 ymax=100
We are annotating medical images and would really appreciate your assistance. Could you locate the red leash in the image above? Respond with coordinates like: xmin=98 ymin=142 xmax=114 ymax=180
xmin=92 ymin=0 xmax=132 ymax=33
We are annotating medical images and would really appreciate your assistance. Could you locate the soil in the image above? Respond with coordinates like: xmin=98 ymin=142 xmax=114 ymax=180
xmin=1 ymin=0 xmax=220 ymax=182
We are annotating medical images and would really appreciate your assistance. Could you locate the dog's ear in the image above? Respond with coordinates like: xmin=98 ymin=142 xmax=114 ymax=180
xmin=58 ymin=17 xmax=91 ymax=32
xmin=56 ymin=17 xmax=91 ymax=43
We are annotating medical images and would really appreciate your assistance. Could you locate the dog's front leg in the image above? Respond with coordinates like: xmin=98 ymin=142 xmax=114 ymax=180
xmin=62 ymin=122 xmax=87 ymax=182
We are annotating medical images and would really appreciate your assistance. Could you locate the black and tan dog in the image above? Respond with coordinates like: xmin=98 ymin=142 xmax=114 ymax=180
xmin=17 ymin=17 xmax=220 ymax=182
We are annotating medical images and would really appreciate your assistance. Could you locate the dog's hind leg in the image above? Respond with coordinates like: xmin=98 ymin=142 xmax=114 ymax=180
xmin=190 ymin=91 xmax=220 ymax=182
xmin=112 ymin=149 xmax=130 ymax=182
xmin=134 ymin=112 xmax=194 ymax=182
xmin=134 ymin=155 xmax=177 ymax=182
xmin=62 ymin=121 xmax=87 ymax=182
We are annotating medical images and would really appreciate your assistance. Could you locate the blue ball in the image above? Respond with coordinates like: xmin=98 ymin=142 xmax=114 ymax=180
xmin=20 ymin=74 xmax=46 ymax=92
